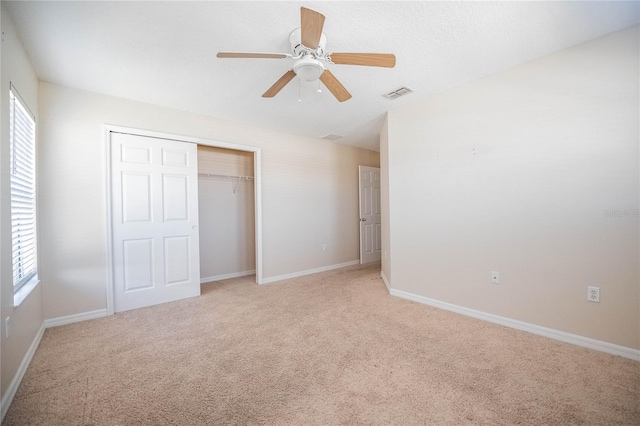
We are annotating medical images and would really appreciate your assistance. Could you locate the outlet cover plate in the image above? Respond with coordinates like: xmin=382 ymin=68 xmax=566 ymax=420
xmin=587 ymin=286 xmax=600 ymax=302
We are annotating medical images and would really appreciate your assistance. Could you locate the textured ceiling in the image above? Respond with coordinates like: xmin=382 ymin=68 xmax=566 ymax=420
xmin=5 ymin=1 xmax=639 ymax=151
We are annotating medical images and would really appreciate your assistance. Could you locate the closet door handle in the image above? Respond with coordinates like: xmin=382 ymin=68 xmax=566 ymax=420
xmin=192 ymin=225 xmax=198 ymax=231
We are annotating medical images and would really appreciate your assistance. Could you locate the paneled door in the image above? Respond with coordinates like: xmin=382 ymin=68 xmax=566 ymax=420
xmin=110 ymin=132 xmax=200 ymax=312
xmin=359 ymin=166 xmax=381 ymax=264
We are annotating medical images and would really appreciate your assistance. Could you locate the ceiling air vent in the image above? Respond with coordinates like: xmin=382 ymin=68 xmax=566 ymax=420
xmin=321 ymin=134 xmax=343 ymax=141
xmin=383 ymin=86 xmax=414 ymax=100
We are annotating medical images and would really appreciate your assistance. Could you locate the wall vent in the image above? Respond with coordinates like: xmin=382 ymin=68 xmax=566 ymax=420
xmin=321 ymin=134 xmax=343 ymax=141
xmin=383 ymin=86 xmax=414 ymax=100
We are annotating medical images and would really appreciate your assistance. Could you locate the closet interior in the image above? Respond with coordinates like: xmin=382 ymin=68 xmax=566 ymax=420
xmin=197 ymin=145 xmax=256 ymax=282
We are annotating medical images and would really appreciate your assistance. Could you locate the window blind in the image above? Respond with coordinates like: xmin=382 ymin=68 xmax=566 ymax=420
xmin=10 ymin=87 xmax=37 ymax=291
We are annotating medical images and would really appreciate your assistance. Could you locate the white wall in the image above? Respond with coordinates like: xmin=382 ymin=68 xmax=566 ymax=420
xmin=198 ymin=146 xmax=255 ymax=281
xmin=385 ymin=26 xmax=639 ymax=349
xmin=0 ymin=3 xmax=43 ymax=403
xmin=37 ymin=82 xmax=380 ymax=320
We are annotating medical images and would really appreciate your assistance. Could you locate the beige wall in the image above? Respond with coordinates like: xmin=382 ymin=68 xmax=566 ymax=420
xmin=0 ymin=4 xmax=43 ymax=401
xmin=385 ymin=26 xmax=639 ymax=349
xmin=380 ymin=115 xmax=391 ymax=284
xmin=198 ymin=146 xmax=255 ymax=280
xmin=37 ymin=82 xmax=380 ymax=320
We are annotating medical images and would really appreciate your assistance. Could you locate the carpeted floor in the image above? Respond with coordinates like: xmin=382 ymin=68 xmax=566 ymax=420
xmin=3 ymin=263 xmax=639 ymax=425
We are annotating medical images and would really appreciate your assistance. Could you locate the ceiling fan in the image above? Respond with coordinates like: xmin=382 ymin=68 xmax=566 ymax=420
xmin=217 ymin=7 xmax=396 ymax=102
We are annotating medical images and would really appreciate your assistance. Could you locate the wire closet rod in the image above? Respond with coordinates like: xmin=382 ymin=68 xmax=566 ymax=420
xmin=198 ymin=173 xmax=254 ymax=194
xmin=198 ymin=173 xmax=254 ymax=180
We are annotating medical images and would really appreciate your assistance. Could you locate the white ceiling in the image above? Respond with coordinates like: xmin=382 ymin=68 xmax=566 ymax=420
xmin=5 ymin=1 xmax=639 ymax=151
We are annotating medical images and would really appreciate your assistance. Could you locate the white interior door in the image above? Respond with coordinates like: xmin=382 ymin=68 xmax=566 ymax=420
xmin=111 ymin=132 xmax=200 ymax=312
xmin=359 ymin=166 xmax=381 ymax=264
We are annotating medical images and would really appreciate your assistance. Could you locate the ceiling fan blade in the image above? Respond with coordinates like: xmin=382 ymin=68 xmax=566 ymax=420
xmin=300 ymin=7 xmax=325 ymax=49
xmin=262 ymin=70 xmax=297 ymax=98
xmin=328 ymin=53 xmax=396 ymax=68
xmin=319 ymin=70 xmax=352 ymax=102
xmin=217 ymin=52 xmax=289 ymax=59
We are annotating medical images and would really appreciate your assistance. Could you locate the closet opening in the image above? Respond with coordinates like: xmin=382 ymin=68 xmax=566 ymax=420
xmin=197 ymin=146 xmax=256 ymax=283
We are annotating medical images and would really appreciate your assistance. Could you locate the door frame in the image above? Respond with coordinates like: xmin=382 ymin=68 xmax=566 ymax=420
xmin=104 ymin=125 xmax=263 ymax=316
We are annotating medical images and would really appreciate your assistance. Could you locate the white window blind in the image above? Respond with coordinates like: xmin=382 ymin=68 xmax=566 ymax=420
xmin=10 ymin=86 xmax=37 ymax=291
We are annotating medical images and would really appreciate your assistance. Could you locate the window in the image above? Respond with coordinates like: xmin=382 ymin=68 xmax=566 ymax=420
xmin=10 ymin=85 xmax=38 ymax=304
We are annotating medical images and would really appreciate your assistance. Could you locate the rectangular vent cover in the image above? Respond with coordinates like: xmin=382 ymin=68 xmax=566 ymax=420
xmin=321 ymin=134 xmax=343 ymax=141
xmin=383 ymin=86 xmax=414 ymax=100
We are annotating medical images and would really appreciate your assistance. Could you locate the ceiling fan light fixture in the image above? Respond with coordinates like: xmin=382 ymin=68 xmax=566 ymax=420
xmin=293 ymin=56 xmax=325 ymax=82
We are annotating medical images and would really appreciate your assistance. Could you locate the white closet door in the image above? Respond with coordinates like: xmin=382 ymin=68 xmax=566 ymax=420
xmin=111 ymin=132 xmax=200 ymax=312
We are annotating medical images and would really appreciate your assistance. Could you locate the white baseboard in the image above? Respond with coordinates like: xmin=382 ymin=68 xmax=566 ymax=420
xmin=261 ymin=260 xmax=360 ymax=284
xmin=44 ymin=309 xmax=108 ymax=328
xmin=1 ymin=323 xmax=45 ymax=421
xmin=389 ymin=287 xmax=640 ymax=361
xmin=380 ymin=271 xmax=391 ymax=292
xmin=200 ymin=270 xmax=255 ymax=284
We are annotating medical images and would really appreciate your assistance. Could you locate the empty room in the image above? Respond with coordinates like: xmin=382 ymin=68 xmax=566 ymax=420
xmin=1 ymin=1 xmax=638 ymax=424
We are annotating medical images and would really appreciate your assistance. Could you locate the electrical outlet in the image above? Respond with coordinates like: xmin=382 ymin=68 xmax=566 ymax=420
xmin=491 ymin=271 xmax=500 ymax=284
xmin=322 ymin=244 xmax=327 ymax=251
xmin=5 ymin=317 xmax=11 ymax=338
xmin=587 ymin=286 xmax=600 ymax=303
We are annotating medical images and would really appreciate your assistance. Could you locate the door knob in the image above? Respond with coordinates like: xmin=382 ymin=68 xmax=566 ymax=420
xmin=360 ymin=218 xmax=366 ymax=222
xmin=192 ymin=225 xmax=198 ymax=230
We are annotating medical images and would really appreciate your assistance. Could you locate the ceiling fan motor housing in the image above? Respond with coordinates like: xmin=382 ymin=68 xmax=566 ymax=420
xmin=289 ymin=27 xmax=327 ymax=82
xmin=289 ymin=27 xmax=327 ymax=57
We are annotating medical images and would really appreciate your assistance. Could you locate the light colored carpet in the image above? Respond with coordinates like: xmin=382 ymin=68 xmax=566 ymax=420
xmin=4 ymin=263 xmax=639 ymax=425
